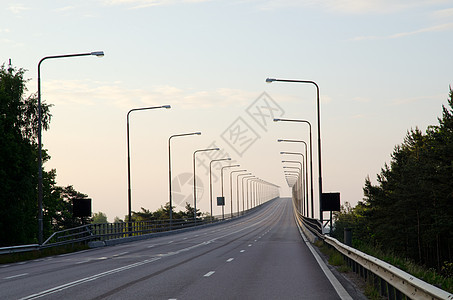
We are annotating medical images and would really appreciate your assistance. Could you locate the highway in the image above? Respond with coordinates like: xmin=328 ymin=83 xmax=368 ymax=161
xmin=1 ymin=198 xmax=359 ymax=299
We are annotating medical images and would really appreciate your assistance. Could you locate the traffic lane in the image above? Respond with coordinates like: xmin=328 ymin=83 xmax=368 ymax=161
xmin=34 ymin=210 xmax=276 ymax=299
xmin=172 ymin=198 xmax=340 ymax=299
xmin=6 ymin=201 xmax=281 ymax=299
xmin=0 ymin=201 xmax=276 ymax=296
xmin=69 ymin=202 xmax=283 ymax=299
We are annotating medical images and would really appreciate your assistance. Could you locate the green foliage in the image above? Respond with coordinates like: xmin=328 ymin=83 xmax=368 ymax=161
xmin=92 ymin=212 xmax=108 ymax=224
xmin=128 ymin=202 xmax=202 ymax=222
xmin=332 ymin=88 xmax=453 ymax=293
xmin=0 ymin=65 xmax=50 ymax=246
xmin=0 ymin=64 xmax=89 ymax=246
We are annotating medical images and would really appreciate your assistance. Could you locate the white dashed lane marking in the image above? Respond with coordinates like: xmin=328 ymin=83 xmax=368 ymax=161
xmin=204 ymin=271 xmax=215 ymax=277
xmin=4 ymin=273 xmax=28 ymax=280
xmin=226 ymin=258 xmax=234 ymax=262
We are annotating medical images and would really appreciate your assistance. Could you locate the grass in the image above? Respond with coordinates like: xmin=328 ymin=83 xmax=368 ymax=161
xmin=316 ymin=240 xmax=350 ymax=272
xmin=0 ymin=244 xmax=89 ymax=264
xmin=353 ymin=242 xmax=453 ymax=294
xmin=364 ymin=282 xmax=383 ymax=300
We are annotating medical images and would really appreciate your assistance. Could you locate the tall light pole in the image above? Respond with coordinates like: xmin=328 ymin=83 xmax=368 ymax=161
xmin=209 ymin=158 xmax=231 ymax=218
xmin=242 ymin=175 xmax=254 ymax=214
xmin=278 ymin=138 xmax=314 ymax=218
xmin=284 ymin=165 xmax=302 ymax=212
xmin=268 ymin=78 xmax=323 ymax=222
xmin=37 ymin=51 xmax=104 ymax=244
xmin=245 ymin=177 xmax=256 ymax=210
xmin=281 ymin=151 xmax=308 ymax=215
xmin=282 ymin=160 xmax=305 ymax=215
xmin=285 ymin=172 xmax=303 ymax=214
xmin=168 ymin=132 xmax=201 ymax=226
xmin=220 ymin=164 xmax=240 ymax=219
xmin=193 ymin=148 xmax=219 ymax=221
xmin=127 ymin=105 xmax=170 ymax=231
xmin=230 ymin=169 xmax=247 ymax=216
xmin=237 ymin=173 xmax=251 ymax=215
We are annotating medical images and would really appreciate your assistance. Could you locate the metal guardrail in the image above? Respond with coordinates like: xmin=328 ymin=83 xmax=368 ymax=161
xmin=1 ymin=200 xmax=279 ymax=254
xmin=324 ymin=236 xmax=453 ymax=300
xmin=1 ymin=211 xmax=250 ymax=253
xmin=40 ymin=217 xmax=225 ymax=248
xmin=291 ymin=198 xmax=453 ymax=300
xmin=0 ymin=244 xmax=40 ymax=255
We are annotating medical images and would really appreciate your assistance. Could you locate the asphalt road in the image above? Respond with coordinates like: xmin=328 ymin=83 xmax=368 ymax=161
xmin=1 ymin=198 xmax=356 ymax=299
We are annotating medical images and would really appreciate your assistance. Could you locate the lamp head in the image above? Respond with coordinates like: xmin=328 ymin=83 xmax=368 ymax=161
xmin=195 ymin=132 xmax=202 ymax=135
xmin=266 ymin=78 xmax=275 ymax=83
xmin=273 ymin=118 xmax=281 ymax=122
xmin=214 ymin=147 xmax=220 ymax=150
xmin=163 ymin=105 xmax=171 ymax=109
xmin=277 ymin=139 xmax=283 ymax=142
xmin=91 ymin=51 xmax=104 ymax=57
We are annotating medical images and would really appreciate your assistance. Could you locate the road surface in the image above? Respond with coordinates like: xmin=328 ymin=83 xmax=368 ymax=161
xmin=1 ymin=198 xmax=358 ymax=299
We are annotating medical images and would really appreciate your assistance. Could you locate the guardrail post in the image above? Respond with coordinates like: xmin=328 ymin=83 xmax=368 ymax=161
xmin=344 ymin=227 xmax=352 ymax=246
xmin=380 ymin=278 xmax=387 ymax=297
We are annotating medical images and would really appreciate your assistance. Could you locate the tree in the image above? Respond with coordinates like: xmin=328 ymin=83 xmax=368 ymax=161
xmin=0 ymin=64 xmax=90 ymax=245
xmin=0 ymin=65 xmax=51 ymax=246
xmin=92 ymin=212 xmax=108 ymax=224
xmin=333 ymin=88 xmax=453 ymax=271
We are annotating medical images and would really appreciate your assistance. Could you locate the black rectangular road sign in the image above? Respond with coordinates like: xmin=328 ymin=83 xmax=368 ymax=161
xmin=321 ymin=193 xmax=340 ymax=212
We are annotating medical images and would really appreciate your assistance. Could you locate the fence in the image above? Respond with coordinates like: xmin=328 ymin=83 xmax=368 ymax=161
xmin=292 ymin=198 xmax=452 ymax=300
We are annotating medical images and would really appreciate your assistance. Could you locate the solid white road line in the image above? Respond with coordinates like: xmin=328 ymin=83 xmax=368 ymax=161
xmin=295 ymin=217 xmax=353 ymax=300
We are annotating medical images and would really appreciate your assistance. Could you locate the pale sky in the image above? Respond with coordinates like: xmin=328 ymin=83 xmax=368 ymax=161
xmin=2 ymin=0 xmax=452 ymax=221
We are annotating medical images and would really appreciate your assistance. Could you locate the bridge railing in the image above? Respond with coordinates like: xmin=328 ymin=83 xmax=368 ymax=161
xmin=291 ymin=197 xmax=453 ymax=300
xmin=40 ymin=216 xmax=224 ymax=248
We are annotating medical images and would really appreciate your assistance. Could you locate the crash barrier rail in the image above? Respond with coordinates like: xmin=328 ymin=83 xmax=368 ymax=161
xmin=1 ymin=200 xmax=276 ymax=253
xmin=291 ymin=198 xmax=453 ymax=300
xmin=0 ymin=244 xmax=40 ymax=255
xmin=41 ymin=216 xmax=225 ymax=248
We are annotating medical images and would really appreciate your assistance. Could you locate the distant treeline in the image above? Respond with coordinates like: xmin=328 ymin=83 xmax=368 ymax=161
xmin=333 ymin=88 xmax=453 ymax=273
xmin=126 ymin=202 xmax=202 ymax=223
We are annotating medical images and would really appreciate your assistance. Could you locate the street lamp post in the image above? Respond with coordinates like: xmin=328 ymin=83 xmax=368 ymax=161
xmin=268 ymin=78 xmax=323 ymax=222
xmin=245 ymin=177 xmax=256 ymax=210
xmin=37 ymin=51 xmax=104 ymax=244
xmin=285 ymin=172 xmax=302 ymax=213
xmin=168 ymin=132 xmax=201 ymax=227
xmin=209 ymin=158 xmax=231 ymax=218
xmin=127 ymin=105 xmax=170 ymax=232
xmin=284 ymin=165 xmax=302 ymax=212
xmin=237 ymin=173 xmax=251 ymax=215
xmin=230 ymin=170 xmax=247 ymax=216
xmin=193 ymin=148 xmax=219 ymax=221
xmin=242 ymin=175 xmax=254 ymax=214
xmin=220 ymin=165 xmax=240 ymax=219
xmin=281 ymin=151 xmax=308 ymax=215
xmin=278 ymin=138 xmax=314 ymax=218
xmin=282 ymin=160 xmax=305 ymax=215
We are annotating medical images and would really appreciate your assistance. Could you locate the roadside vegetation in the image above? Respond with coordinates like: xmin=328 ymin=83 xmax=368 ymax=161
xmin=0 ymin=65 xmax=203 ymax=247
xmin=331 ymin=88 xmax=453 ymax=294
